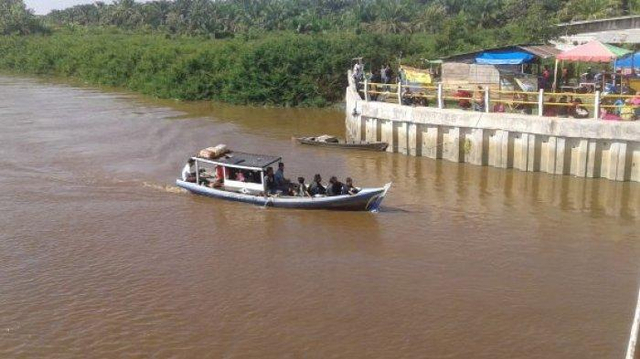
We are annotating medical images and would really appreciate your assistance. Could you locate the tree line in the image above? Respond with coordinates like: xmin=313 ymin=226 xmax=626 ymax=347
xmin=36 ymin=0 xmax=640 ymax=39
xmin=0 ymin=0 xmax=638 ymax=106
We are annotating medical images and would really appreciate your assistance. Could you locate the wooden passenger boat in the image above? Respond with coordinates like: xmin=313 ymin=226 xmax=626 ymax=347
xmin=176 ymin=151 xmax=391 ymax=211
xmin=294 ymin=135 xmax=388 ymax=152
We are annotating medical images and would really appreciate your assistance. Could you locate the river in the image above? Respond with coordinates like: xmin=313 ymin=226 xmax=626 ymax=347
xmin=0 ymin=75 xmax=639 ymax=358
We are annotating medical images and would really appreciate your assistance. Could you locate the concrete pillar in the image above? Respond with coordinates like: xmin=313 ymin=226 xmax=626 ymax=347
xmin=441 ymin=127 xmax=462 ymax=163
xmin=359 ymin=116 xmax=367 ymax=141
xmin=488 ymin=130 xmax=511 ymax=168
xmin=570 ymin=139 xmax=589 ymax=177
xmin=540 ymin=136 xmax=557 ymax=174
xmin=421 ymin=125 xmax=442 ymax=159
xmin=526 ymin=134 xmax=540 ymax=172
xmin=615 ymin=142 xmax=630 ymax=181
xmin=554 ymin=137 xmax=570 ymax=175
xmin=408 ymin=123 xmax=422 ymax=157
xmin=380 ymin=119 xmax=395 ymax=153
xmin=513 ymin=133 xmax=529 ymax=171
xmin=586 ymin=139 xmax=602 ymax=178
xmin=396 ymin=121 xmax=409 ymax=155
xmin=463 ymin=128 xmax=486 ymax=165
xmin=601 ymin=141 xmax=629 ymax=181
xmin=365 ymin=118 xmax=379 ymax=143
xmin=630 ymin=143 xmax=640 ymax=182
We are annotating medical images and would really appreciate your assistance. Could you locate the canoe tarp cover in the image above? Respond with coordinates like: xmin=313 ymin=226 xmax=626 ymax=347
xmin=556 ymin=41 xmax=632 ymax=62
xmin=475 ymin=51 xmax=536 ymax=65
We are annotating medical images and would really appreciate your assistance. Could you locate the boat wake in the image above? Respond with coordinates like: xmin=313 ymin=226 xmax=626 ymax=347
xmin=143 ymin=181 xmax=186 ymax=194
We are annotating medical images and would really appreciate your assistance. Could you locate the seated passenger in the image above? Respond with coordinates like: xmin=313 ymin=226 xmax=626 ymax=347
xmin=326 ymin=176 xmax=344 ymax=196
xmin=265 ymin=166 xmax=277 ymax=194
xmin=181 ymin=158 xmax=196 ymax=182
xmin=308 ymin=174 xmax=326 ymax=196
xmin=453 ymin=87 xmax=472 ymax=110
xmin=557 ymin=96 xmax=569 ymax=117
xmin=235 ymin=171 xmax=246 ymax=182
xmin=543 ymin=97 xmax=558 ymax=117
xmin=296 ymin=177 xmax=310 ymax=197
xmin=341 ymin=177 xmax=360 ymax=195
xmin=209 ymin=165 xmax=224 ymax=188
xmin=621 ymin=99 xmax=636 ymax=121
xmin=570 ymin=98 xmax=590 ymax=119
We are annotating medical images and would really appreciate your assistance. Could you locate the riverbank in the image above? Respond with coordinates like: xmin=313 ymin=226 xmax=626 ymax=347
xmin=0 ymin=31 xmax=433 ymax=107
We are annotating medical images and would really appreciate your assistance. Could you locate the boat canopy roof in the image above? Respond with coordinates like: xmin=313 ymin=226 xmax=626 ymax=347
xmin=193 ymin=151 xmax=282 ymax=171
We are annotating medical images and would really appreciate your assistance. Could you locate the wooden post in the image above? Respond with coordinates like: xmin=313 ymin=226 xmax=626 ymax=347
xmin=594 ymin=91 xmax=601 ymax=120
xmin=484 ymin=88 xmax=490 ymax=113
xmin=437 ymin=83 xmax=444 ymax=109
xmin=552 ymin=59 xmax=559 ymax=92
xmin=538 ymin=89 xmax=544 ymax=116
xmin=397 ymin=82 xmax=403 ymax=105
xmin=626 ymin=282 xmax=640 ymax=359
xmin=364 ymin=77 xmax=370 ymax=102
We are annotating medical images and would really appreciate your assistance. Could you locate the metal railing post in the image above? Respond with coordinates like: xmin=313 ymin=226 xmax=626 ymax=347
xmin=195 ymin=159 xmax=199 ymax=184
xmin=364 ymin=78 xmax=370 ymax=102
xmin=538 ymin=89 xmax=544 ymax=116
xmin=484 ymin=88 xmax=490 ymax=113
xmin=397 ymin=82 xmax=403 ymax=105
xmin=594 ymin=91 xmax=601 ymax=120
xmin=437 ymin=83 xmax=443 ymax=109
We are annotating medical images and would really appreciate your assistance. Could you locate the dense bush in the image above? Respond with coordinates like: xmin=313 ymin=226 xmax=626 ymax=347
xmin=0 ymin=31 xmax=442 ymax=106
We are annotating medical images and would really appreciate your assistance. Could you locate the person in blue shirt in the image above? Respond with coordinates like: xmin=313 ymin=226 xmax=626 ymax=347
xmin=274 ymin=162 xmax=293 ymax=194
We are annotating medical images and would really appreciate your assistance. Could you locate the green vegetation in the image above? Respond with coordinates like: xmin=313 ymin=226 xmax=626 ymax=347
xmin=0 ymin=0 xmax=638 ymax=106
xmin=0 ymin=31 xmax=436 ymax=106
xmin=0 ymin=0 xmax=47 ymax=35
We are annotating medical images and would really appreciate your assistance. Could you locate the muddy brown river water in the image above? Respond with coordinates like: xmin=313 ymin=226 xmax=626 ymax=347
xmin=0 ymin=75 xmax=639 ymax=358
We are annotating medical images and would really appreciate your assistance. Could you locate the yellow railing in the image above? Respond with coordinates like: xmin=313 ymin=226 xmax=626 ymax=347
xmin=356 ymin=81 xmax=639 ymax=119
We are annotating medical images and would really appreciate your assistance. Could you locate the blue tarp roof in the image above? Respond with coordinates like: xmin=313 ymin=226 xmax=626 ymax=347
xmin=615 ymin=52 xmax=639 ymax=70
xmin=475 ymin=51 xmax=536 ymax=65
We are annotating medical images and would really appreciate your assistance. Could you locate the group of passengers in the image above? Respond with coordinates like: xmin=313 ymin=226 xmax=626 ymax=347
xmin=264 ymin=162 xmax=359 ymax=197
xmin=182 ymin=159 xmax=360 ymax=197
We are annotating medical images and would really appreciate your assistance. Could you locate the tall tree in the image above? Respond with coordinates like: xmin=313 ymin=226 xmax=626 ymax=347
xmin=0 ymin=0 xmax=47 ymax=35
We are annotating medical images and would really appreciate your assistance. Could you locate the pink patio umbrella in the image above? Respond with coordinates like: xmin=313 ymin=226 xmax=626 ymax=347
xmin=552 ymin=40 xmax=632 ymax=91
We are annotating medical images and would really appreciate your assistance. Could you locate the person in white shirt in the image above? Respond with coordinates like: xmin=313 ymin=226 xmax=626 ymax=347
xmin=181 ymin=158 xmax=196 ymax=182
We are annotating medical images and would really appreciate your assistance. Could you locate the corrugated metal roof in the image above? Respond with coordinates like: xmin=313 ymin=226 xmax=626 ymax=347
xmin=517 ymin=45 xmax=560 ymax=59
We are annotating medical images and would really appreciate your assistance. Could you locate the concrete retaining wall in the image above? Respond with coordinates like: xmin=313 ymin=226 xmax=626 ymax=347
xmin=345 ymin=84 xmax=640 ymax=182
